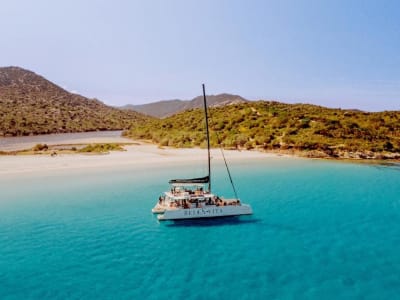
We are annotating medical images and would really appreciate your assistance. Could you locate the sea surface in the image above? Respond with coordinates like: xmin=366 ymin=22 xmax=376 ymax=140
xmin=1 ymin=157 xmax=400 ymax=299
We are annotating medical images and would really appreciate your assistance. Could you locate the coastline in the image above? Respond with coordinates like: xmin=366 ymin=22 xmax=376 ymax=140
xmin=1 ymin=133 xmax=399 ymax=178
xmin=0 ymin=143 xmax=286 ymax=178
xmin=258 ymin=148 xmax=400 ymax=162
xmin=1 ymin=142 xmax=399 ymax=181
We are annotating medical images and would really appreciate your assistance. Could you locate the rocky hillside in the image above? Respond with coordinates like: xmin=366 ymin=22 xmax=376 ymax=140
xmin=126 ymin=101 xmax=400 ymax=160
xmin=122 ymin=93 xmax=247 ymax=118
xmin=0 ymin=67 xmax=149 ymax=136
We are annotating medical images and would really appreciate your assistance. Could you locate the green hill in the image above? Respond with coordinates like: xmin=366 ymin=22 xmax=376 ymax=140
xmin=126 ymin=101 xmax=400 ymax=159
xmin=0 ymin=66 xmax=149 ymax=136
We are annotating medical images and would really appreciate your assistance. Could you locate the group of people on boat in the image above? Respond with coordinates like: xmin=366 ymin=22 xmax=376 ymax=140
xmin=215 ymin=197 xmax=240 ymax=207
xmin=158 ymin=195 xmax=241 ymax=209
xmin=170 ymin=187 xmax=205 ymax=197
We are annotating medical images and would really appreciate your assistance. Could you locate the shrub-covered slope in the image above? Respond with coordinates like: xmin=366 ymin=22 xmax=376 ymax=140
xmin=0 ymin=66 xmax=149 ymax=136
xmin=126 ymin=101 xmax=400 ymax=159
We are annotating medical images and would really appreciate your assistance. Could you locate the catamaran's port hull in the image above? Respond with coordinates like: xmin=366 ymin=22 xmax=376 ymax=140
xmin=157 ymin=205 xmax=253 ymax=221
xmin=151 ymin=204 xmax=166 ymax=214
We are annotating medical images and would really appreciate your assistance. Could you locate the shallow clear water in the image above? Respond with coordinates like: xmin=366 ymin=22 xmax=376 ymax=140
xmin=1 ymin=158 xmax=400 ymax=299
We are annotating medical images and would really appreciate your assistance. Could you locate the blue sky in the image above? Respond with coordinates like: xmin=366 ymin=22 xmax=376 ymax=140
xmin=1 ymin=0 xmax=399 ymax=111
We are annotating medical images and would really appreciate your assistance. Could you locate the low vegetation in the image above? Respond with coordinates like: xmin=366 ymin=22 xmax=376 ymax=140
xmin=126 ymin=101 xmax=400 ymax=159
xmin=0 ymin=143 xmax=125 ymax=155
xmin=78 ymin=143 xmax=125 ymax=153
xmin=32 ymin=143 xmax=49 ymax=151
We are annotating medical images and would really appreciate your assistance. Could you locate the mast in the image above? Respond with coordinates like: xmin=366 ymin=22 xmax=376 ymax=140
xmin=202 ymin=84 xmax=211 ymax=193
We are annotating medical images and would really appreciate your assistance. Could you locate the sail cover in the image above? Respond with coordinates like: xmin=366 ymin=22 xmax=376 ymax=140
xmin=169 ymin=176 xmax=209 ymax=184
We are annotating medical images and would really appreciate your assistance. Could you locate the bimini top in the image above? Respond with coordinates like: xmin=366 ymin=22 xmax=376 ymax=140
xmin=169 ymin=176 xmax=209 ymax=184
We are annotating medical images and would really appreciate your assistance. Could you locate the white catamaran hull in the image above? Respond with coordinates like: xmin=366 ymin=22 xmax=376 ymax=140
xmin=151 ymin=203 xmax=167 ymax=214
xmin=157 ymin=204 xmax=253 ymax=221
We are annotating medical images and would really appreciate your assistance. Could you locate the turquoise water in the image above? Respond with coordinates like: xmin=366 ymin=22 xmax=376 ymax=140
xmin=1 ymin=157 xmax=400 ymax=299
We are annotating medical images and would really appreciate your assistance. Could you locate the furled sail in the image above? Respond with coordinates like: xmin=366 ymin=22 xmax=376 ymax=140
xmin=169 ymin=176 xmax=209 ymax=184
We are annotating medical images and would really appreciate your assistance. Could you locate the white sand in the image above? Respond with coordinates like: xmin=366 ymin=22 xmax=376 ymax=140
xmin=0 ymin=143 xmax=282 ymax=178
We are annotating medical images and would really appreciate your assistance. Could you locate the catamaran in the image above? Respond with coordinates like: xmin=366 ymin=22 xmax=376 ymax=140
xmin=152 ymin=84 xmax=253 ymax=221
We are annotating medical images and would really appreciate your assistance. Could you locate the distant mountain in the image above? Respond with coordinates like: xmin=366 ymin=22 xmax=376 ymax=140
xmin=0 ymin=66 xmax=149 ymax=136
xmin=122 ymin=99 xmax=186 ymax=118
xmin=121 ymin=93 xmax=248 ymax=118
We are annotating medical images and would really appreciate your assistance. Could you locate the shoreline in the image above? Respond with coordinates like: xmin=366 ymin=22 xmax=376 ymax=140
xmin=1 ymin=131 xmax=399 ymax=162
xmin=0 ymin=143 xmax=287 ymax=178
xmin=1 ymin=142 xmax=399 ymax=180
xmin=1 ymin=133 xmax=399 ymax=179
xmin=256 ymin=148 xmax=400 ymax=163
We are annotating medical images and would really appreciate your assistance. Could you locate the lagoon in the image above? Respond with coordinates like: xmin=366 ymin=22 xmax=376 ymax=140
xmin=0 ymin=130 xmax=130 ymax=151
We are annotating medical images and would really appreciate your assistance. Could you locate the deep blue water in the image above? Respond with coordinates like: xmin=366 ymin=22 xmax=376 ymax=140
xmin=1 ymin=157 xmax=400 ymax=299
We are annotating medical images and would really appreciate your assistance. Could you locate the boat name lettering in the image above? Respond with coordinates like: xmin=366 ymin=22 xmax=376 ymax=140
xmin=184 ymin=208 xmax=223 ymax=216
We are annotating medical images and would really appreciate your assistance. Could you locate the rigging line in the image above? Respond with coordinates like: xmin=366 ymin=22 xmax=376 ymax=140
xmin=207 ymin=106 xmax=240 ymax=200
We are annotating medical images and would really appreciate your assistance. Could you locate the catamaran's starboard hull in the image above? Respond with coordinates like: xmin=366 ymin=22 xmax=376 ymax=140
xmin=152 ymin=204 xmax=167 ymax=214
xmin=157 ymin=204 xmax=252 ymax=221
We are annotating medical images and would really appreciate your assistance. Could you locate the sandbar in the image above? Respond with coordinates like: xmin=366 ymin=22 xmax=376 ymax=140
xmin=0 ymin=143 xmax=284 ymax=178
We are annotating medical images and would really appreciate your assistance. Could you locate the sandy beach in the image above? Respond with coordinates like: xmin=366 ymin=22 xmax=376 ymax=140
xmin=0 ymin=142 xmax=283 ymax=178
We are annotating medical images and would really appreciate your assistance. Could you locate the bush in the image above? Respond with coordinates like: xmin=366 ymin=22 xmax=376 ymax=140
xmin=383 ymin=141 xmax=394 ymax=152
xmin=78 ymin=143 xmax=124 ymax=153
xmin=33 ymin=144 xmax=48 ymax=151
